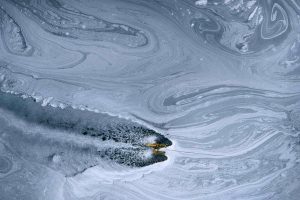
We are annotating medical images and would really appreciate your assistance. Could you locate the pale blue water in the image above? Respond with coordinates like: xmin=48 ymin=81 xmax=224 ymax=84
xmin=0 ymin=0 xmax=300 ymax=199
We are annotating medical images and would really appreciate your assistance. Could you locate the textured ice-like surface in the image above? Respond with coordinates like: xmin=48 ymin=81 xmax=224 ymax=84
xmin=0 ymin=0 xmax=300 ymax=199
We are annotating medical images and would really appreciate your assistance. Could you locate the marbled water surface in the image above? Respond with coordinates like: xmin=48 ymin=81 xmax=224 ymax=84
xmin=0 ymin=0 xmax=300 ymax=199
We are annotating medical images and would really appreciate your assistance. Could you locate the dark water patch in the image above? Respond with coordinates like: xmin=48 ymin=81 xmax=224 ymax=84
xmin=0 ymin=91 xmax=171 ymax=175
xmin=0 ymin=156 xmax=13 ymax=174
xmin=0 ymin=8 xmax=29 ymax=55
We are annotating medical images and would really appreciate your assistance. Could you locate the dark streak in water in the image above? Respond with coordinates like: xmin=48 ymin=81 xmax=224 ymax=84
xmin=5 ymin=0 xmax=148 ymax=47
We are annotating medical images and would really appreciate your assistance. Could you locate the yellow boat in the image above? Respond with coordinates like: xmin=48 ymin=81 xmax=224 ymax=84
xmin=145 ymin=143 xmax=167 ymax=150
xmin=145 ymin=143 xmax=169 ymax=156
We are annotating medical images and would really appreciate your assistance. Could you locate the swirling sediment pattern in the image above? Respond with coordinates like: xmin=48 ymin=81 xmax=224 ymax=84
xmin=0 ymin=0 xmax=299 ymax=199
